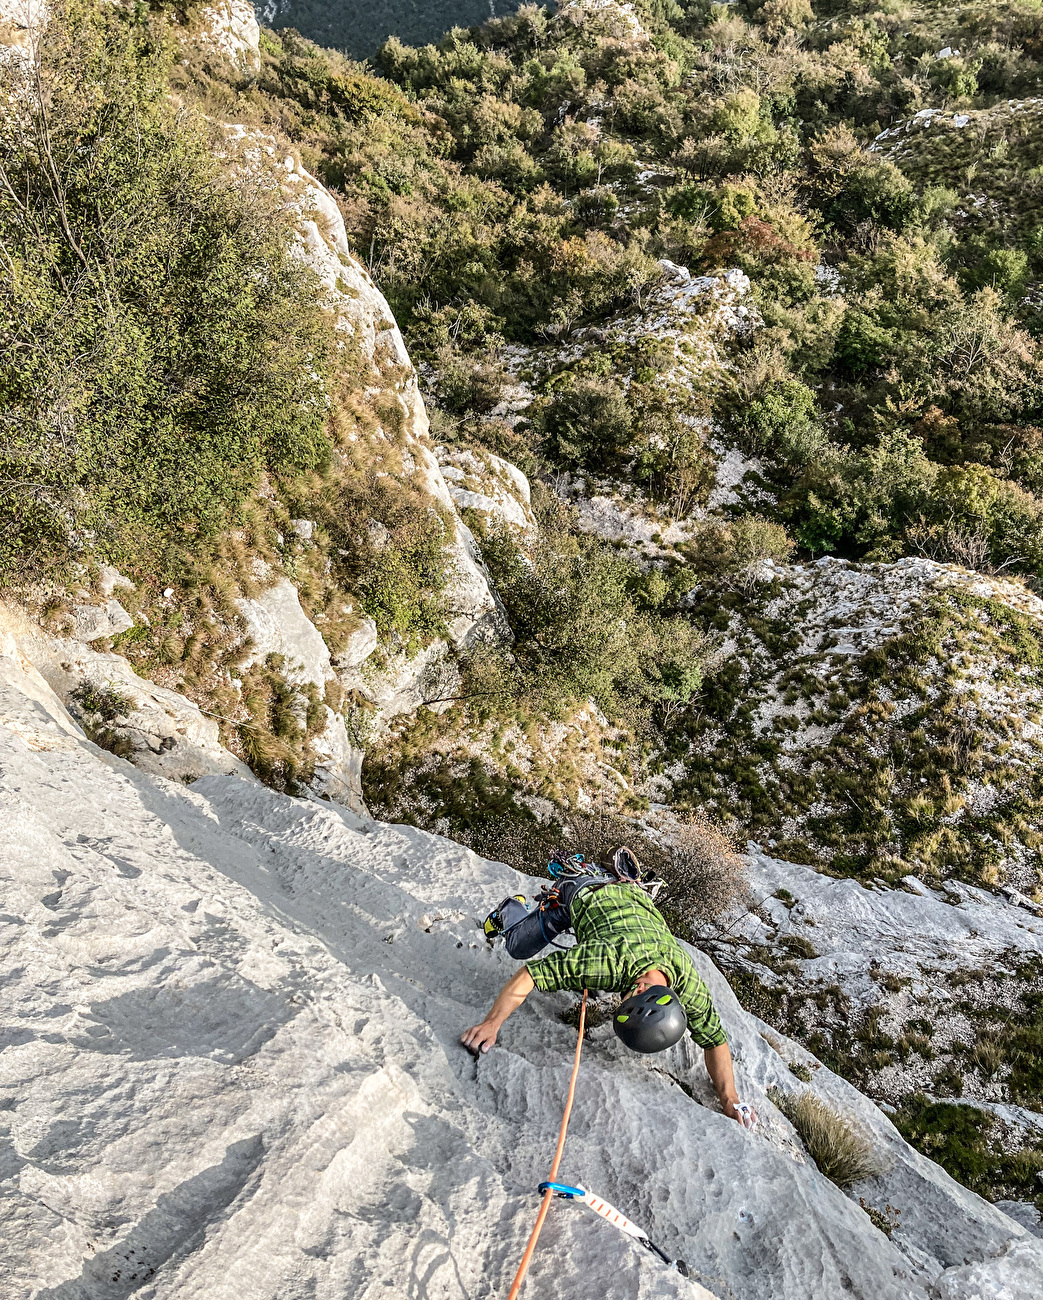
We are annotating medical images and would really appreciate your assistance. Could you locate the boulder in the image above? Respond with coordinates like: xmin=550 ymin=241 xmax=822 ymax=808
xmin=0 ymin=0 xmax=44 ymax=51
xmin=236 ymin=578 xmax=333 ymax=688
xmin=196 ymin=0 xmax=260 ymax=67
xmin=69 ymin=599 xmax=134 ymax=643
xmin=331 ymin=617 xmax=378 ymax=672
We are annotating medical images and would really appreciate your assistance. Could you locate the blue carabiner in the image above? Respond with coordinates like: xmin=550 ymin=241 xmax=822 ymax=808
xmin=538 ymin=1181 xmax=586 ymax=1199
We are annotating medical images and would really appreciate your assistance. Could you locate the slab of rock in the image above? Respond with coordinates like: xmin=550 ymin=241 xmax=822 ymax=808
xmin=331 ymin=617 xmax=378 ymax=672
xmin=933 ymin=1238 xmax=1043 ymax=1298
xmin=996 ymin=1201 xmax=1043 ymax=1239
xmin=237 ymin=578 xmax=333 ymax=688
xmin=1 ymin=673 xmax=1039 ymax=1300
xmin=69 ymin=599 xmax=134 ymax=643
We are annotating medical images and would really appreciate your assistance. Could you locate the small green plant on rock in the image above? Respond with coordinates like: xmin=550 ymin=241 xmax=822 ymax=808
xmin=69 ymin=682 xmax=135 ymax=758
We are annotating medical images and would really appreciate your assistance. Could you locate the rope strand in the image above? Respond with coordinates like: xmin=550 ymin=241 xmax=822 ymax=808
xmin=506 ymin=989 xmax=588 ymax=1299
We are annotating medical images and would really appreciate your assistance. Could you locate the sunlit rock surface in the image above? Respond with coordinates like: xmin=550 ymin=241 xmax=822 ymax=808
xmin=1 ymin=667 xmax=1040 ymax=1299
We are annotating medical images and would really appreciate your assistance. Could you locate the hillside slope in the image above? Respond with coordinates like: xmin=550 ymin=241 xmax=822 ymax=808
xmin=2 ymin=598 xmax=1042 ymax=1299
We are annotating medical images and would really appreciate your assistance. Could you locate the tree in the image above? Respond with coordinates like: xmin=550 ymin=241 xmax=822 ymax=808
xmin=0 ymin=2 xmax=333 ymax=575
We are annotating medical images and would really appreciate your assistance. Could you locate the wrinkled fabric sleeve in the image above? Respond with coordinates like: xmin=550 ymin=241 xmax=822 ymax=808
xmin=676 ymin=974 xmax=727 ymax=1048
xmin=527 ymin=939 xmax=618 ymax=994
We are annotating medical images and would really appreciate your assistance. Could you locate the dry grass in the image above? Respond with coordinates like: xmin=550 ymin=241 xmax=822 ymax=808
xmin=770 ymin=1088 xmax=888 ymax=1189
xmin=662 ymin=815 xmax=753 ymax=932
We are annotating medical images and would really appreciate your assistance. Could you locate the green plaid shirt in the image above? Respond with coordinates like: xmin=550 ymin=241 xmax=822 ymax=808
xmin=526 ymin=883 xmax=727 ymax=1048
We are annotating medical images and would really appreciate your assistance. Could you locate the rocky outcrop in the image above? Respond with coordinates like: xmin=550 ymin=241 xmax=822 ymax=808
xmin=667 ymin=554 xmax=1043 ymax=892
xmin=2 ymin=662 xmax=1041 ymax=1299
xmin=196 ymin=0 xmax=260 ymax=68
xmin=217 ymin=137 xmax=508 ymax=742
xmin=0 ymin=599 xmax=255 ymax=784
xmin=273 ymin=146 xmax=505 ymax=649
xmin=435 ymin=445 xmax=536 ymax=533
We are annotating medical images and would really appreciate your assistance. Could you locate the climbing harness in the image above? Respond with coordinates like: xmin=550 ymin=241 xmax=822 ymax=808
xmin=505 ymin=990 xmax=687 ymax=1297
xmin=547 ymin=847 xmax=662 ymax=898
xmin=537 ymin=1182 xmax=689 ymax=1276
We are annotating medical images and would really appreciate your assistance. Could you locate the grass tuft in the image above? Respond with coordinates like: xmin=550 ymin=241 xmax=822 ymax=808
xmin=770 ymin=1087 xmax=888 ymax=1188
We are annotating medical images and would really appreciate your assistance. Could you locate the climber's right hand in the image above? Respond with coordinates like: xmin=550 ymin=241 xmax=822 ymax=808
xmin=461 ymin=1020 xmax=499 ymax=1054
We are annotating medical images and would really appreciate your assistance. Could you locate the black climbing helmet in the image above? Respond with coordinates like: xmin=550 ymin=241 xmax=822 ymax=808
xmin=613 ymin=987 xmax=688 ymax=1054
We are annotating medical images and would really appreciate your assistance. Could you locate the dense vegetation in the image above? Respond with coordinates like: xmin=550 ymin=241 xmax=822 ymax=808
xmin=0 ymin=1 xmax=333 ymax=579
xmin=156 ymin=0 xmax=1043 ymax=877
xmin=203 ymin=0 xmax=1043 ymax=579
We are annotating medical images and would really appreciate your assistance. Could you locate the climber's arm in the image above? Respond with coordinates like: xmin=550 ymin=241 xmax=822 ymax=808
xmin=704 ymin=1042 xmax=756 ymax=1126
xmin=461 ymin=967 xmax=535 ymax=1054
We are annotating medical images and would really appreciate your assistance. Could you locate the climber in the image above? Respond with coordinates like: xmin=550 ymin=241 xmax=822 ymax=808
xmin=462 ymin=849 xmax=756 ymax=1129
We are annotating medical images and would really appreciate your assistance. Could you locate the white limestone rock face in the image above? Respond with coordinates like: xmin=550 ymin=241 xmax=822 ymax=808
xmin=0 ymin=599 xmax=254 ymax=783
xmin=731 ymin=851 xmax=1043 ymax=1020
xmin=196 ymin=0 xmax=260 ymax=67
xmin=342 ymin=639 xmax=461 ymax=728
xmin=309 ymin=705 xmax=365 ymax=815
xmin=234 ymin=578 xmax=368 ymax=807
xmin=1 ymin=663 xmax=1040 ymax=1300
xmin=933 ymin=1238 xmax=1043 ymax=1299
xmin=995 ymin=1202 xmax=1043 ymax=1238
xmin=96 ymin=563 xmax=135 ymax=598
xmin=272 ymin=145 xmax=506 ymax=651
xmin=218 ymin=128 xmax=505 ymax=720
xmin=330 ymin=616 xmax=378 ymax=671
xmin=236 ymin=577 xmax=333 ymax=688
xmin=435 ymin=445 xmax=536 ymax=533
xmin=68 ymin=598 xmax=134 ymax=643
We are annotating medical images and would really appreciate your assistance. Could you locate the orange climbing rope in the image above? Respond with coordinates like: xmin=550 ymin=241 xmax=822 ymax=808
xmin=506 ymin=989 xmax=588 ymax=1300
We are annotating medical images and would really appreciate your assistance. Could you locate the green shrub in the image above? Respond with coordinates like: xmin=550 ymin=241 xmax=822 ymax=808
xmin=537 ymin=376 xmax=633 ymax=470
xmin=469 ymin=501 xmax=713 ymax=718
xmin=0 ymin=1 xmax=332 ymax=578
xmin=892 ymin=1094 xmax=1043 ymax=1201
xmin=70 ymin=682 xmax=134 ymax=723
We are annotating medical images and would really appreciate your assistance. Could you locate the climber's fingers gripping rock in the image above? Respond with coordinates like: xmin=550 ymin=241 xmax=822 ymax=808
xmin=461 ymin=1020 xmax=499 ymax=1054
xmin=726 ymin=1100 xmax=758 ymax=1130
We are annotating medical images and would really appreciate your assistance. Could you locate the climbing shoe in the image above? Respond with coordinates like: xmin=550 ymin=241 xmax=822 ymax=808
xmin=483 ymin=895 xmax=527 ymax=940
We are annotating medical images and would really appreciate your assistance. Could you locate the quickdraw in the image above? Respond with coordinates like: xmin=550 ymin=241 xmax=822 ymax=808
xmin=504 ymin=992 xmax=689 ymax=1298
xmin=538 ymin=1181 xmax=690 ymax=1276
